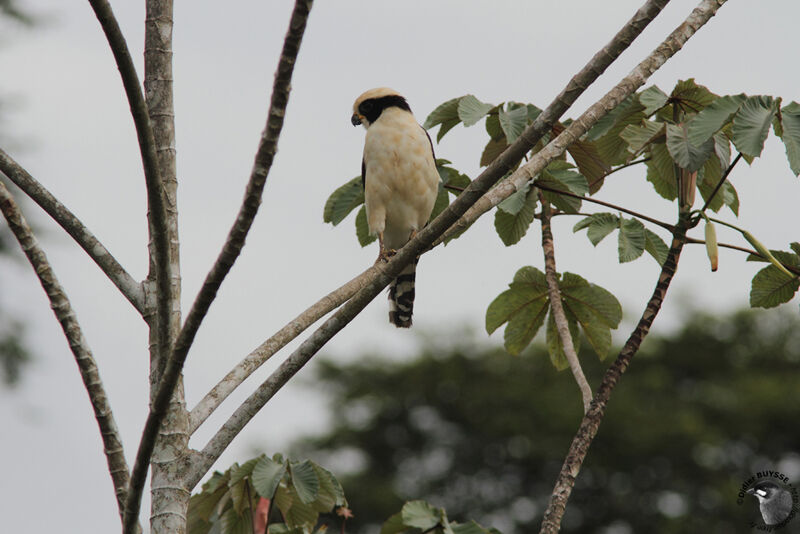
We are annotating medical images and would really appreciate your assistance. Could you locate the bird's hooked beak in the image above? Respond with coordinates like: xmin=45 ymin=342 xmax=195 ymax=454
xmin=351 ymin=113 xmax=364 ymax=126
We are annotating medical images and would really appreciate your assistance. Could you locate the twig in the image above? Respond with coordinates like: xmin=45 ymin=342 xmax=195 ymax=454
xmin=185 ymin=0 xmax=673 ymax=439
xmin=0 ymin=150 xmax=144 ymax=312
xmin=587 ymin=157 xmax=650 ymax=191
xmin=539 ymin=213 xmax=691 ymax=533
xmin=133 ymin=0 xmax=315 ymax=511
xmin=0 ymin=181 xmax=133 ymax=525
xmin=700 ymin=152 xmax=742 ymax=213
xmin=534 ymin=181 xmax=675 ymax=231
xmin=538 ymin=194 xmax=593 ymax=413
xmin=188 ymin=265 xmax=373 ymax=434
xmin=441 ymin=0 xmax=728 ymax=243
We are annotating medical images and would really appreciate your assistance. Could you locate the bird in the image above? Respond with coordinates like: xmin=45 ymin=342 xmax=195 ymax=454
xmin=351 ymin=87 xmax=439 ymax=328
xmin=746 ymin=480 xmax=794 ymax=526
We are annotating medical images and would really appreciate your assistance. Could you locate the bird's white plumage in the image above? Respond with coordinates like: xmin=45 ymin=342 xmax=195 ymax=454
xmin=362 ymin=106 xmax=439 ymax=250
xmin=352 ymin=87 xmax=439 ymax=327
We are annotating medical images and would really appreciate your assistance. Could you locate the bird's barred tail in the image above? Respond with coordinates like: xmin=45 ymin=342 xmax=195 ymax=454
xmin=388 ymin=260 xmax=417 ymax=328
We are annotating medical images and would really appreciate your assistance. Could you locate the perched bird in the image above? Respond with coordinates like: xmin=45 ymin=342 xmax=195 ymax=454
xmin=747 ymin=481 xmax=793 ymax=525
xmin=351 ymin=88 xmax=439 ymax=328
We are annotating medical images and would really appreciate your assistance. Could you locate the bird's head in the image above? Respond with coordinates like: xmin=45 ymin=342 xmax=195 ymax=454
xmin=747 ymin=481 xmax=781 ymax=502
xmin=351 ymin=87 xmax=411 ymax=128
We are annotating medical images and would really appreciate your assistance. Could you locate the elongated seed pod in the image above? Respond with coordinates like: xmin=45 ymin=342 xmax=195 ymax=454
xmin=704 ymin=220 xmax=718 ymax=272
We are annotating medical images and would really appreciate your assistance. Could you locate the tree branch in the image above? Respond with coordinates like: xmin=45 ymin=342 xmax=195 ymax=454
xmin=538 ymin=194 xmax=593 ymax=413
xmin=0 ymin=180 xmax=135 ymax=528
xmin=538 ymin=213 xmax=690 ymax=533
xmin=188 ymin=265 xmax=372 ymax=434
xmin=441 ymin=0 xmax=728 ymax=243
xmin=0 ymin=150 xmax=144 ymax=312
xmin=86 ymin=0 xmax=171 ymax=340
xmin=184 ymin=0 xmax=673 ymax=441
xmin=534 ymin=181 xmax=675 ymax=231
xmin=134 ymin=0 xmax=314 ymax=507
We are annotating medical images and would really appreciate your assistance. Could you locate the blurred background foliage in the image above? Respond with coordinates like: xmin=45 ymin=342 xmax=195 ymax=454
xmin=286 ymin=308 xmax=800 ymax=534
xmin=0 ymin=0 xmax=34 ymax=387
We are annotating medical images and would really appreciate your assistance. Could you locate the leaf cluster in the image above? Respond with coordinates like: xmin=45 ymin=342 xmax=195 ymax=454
xmin=381 ymin=500 xmax=498 ymax=534
xmin=188 ymin=454 xmax=347 ymax=534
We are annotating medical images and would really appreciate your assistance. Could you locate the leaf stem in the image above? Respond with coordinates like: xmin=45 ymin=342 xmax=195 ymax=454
xmin=700 ymin=152 xmax=742 ymax=213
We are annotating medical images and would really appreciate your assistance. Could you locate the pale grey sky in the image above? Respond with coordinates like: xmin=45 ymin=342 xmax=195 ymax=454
xmin=1 ymin=1 xmax=799 ymax=532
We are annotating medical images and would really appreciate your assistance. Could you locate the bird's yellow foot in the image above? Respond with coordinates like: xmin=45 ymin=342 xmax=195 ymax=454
xmin=376 ymin=247 xmax=397 ymax=263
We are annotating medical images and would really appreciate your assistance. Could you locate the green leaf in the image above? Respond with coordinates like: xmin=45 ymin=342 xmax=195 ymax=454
xmin=311 ymin=464 xmax=347 ymax=512
xmin=219 ymin=506 xmax=252 ymax=534
xmin=618 ymin=218 xmax=646 ymax=263
xmin=667 ymin=78 xmax=717 ymax=114
xmin=732 ymin=95 xmax=778 ymax=158
xmin=666 ymin=123 xmax=714 ymax=172
xmin=430 ymin=184 xmax=450 ymax=222
xmin=750 ymin=265 xmax=800 ymax=308
xmin=451 ymin=521 xmax=492 ymax=534
xmin=323 ymin=176 xmax=364 ymax=225
xmin=645 ymin=143 xmax=678 ymax=200
xmin=687 ymin=94 xmax=745 ymax=146
xmin=480 ymin=137 xmax=509 ymax=167
xmin=423 ymin=97 xmax=462 ymax=130
xmin=289 ymin=460 xmax=319 ymax=505
xmin=713 ymin=132 xmax=731 ymax=167
xmin=539 ymin=165 xmax=588 ymax=214
xmin=545 ymin=311 xmax=580 ymax=370
xmin=252 ymin=456 xmax=286 ymax=499
xmin=190 ymin=472 xmax=231 ymax=522
xmin=458 ymin=95 xmax=494 ymax=127
xmin=644 ymin=229 xmax=669 ymax=266
xmin=638 ymin=85 xmax=669 ymax=115
xmin=586 ymin=95 xmax=642 ymax=141
xmin=778 ymin=101 xmax=800 ymax=176
xmin=620 ymin=120 xmax=665 ymax=156
xmin=494 ymin=185 xmax=537 ymax=246
xmin=573 ymin=213 xmax=619 ymax=246
xmin=438 ymin=163 xmax=471 ymax=194
xmin=498 ymin=104 xmax=529 ymax=143
xmin=560 ymin=272 xmax=622 ymax=360
xmin=355 ymin=205 xmax=377 ymax=247
xmin=486 ymin=267 xmax=549 ymax=355
xmin=401 ymin=500 xmax=442 ymax=531
xmin=229 ymin=457 xmax=260 ymax=487
xmin=284 ymin=497 xmax=319 ymax=530
xmin=380 ymin=512 xmax=410 ymax=534
xmin=593 ymin=97 xmax=647 ymax=165
xmin=564 ymin=136 xmax=610 ymax=193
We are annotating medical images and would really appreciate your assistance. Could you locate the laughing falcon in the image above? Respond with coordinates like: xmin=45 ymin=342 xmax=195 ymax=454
xmin=351 ymin=88 xmax=439 ymax=328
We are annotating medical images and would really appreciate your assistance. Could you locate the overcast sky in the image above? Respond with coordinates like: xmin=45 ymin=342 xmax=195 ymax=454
xmin=1 ymin=1 xmax=799 ymax=532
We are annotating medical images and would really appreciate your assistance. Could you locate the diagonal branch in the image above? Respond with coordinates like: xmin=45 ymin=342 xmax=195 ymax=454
xmin=441 ymin=0 xmax=728 ymax=243
xmin=86 ymin=0 xmax=171 ymax=333
xmin=538 ymin=194 xmax=593 ymax=413
xmin=700 ymin=152 xmax=742 ymax=213
xmin=0 ymin=150 xmax=144 ymax=312
xmin=0 ymin=180 xmax=135 ymax=527
xmin=538 ymin=214 xmax=690 ymax=533
xmin=185 ymin=0 xmax=673 ymax=437
xmin=188 ymin=266 xmax=372 ymax=434
xmin=132 ymin=0 xmax=313 ymax=504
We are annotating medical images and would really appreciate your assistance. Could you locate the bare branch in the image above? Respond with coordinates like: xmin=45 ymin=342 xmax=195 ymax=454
xmin=441 ymin=0 xmax=728 ymax=243
xmin=86 ymin=0 xmax=171 ymax=334
xmin=185 ymin=0 xmax=673 ymax=441
xmin=189 ymin=266 xmax=372 ymax=434
xmin=538 ymin=195 xmax=593 ymax=413
xmin=539 ymin=214 xmax=690 ymax=533
xmin=534 ymin=181 xmax=675 ymax=232
xmin=132 ymin=0 xmax=315 ymax=512
xmin=700 ymin=152 xmax=742 ymax=213
xmin=0 ymin=180 xmax=134 ymax=527
xmin=0 ymin=149 xmax=144 ymax=312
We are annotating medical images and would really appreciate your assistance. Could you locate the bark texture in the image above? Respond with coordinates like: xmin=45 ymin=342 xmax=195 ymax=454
xmin=0 ymin=181 xmax=132 ymax=520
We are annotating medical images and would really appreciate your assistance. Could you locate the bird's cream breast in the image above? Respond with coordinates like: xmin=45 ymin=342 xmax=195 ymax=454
xmin=362 ymin=109 xmax=439 ymax=250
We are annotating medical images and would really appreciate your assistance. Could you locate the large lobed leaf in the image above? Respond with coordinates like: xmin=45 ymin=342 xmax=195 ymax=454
xmin=732 ymin=95 xmax=779 ymax=158
xmin=777 ymin=101 xmax=800 ymax=176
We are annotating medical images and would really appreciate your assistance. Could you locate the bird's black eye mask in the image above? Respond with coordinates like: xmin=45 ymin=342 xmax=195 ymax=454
xmin=357 ymin=95 xmax=411 ymax=124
